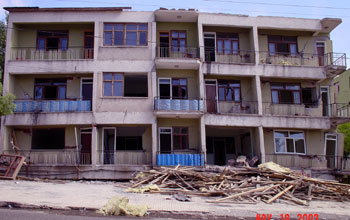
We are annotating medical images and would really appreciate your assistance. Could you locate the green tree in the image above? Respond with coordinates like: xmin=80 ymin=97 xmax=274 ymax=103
xmin=0 ymin=83 xmax=15 ymax=116
xmin=338 ymin=122 xmax=350 ymax=156
xmin=0 ymin=15 xmax=7 ymax=82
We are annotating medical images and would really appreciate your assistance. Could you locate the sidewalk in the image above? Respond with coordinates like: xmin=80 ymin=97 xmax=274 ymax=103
xmin=0 ymin=180 xmax=349 ymax=219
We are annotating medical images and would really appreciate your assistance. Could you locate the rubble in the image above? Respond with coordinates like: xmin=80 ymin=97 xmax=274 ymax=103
xmin=127 ymin=163 xmax=350 ymax=206
xmin=97 ymin=196 xmax=149 ymax=217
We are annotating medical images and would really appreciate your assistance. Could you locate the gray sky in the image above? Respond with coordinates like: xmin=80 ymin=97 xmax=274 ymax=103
xmin=1 ymin=0 xmax=349 ymax=63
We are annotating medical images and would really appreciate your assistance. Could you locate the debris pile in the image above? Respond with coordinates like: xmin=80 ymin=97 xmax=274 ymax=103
xmin=128 ymin=163 xmax=350 ymax=206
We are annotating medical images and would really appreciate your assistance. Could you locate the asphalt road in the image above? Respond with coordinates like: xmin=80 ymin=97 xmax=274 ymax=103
xmin=0 ymin=208 xmax=145 ymax=220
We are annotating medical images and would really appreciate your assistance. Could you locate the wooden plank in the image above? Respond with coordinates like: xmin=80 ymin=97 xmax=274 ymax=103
xmin=267 ymin=185 xmax=294 ymax=204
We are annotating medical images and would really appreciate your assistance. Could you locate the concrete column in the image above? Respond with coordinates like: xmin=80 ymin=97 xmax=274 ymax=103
xmin=93 ymin=21 xmax=100 ymax=60
xmin=250 ymin=26 xmax=259 ymax=65
xmin=151 ymin=21 xmax=157 ymax=60
xmin=152 ymin=71 xmax=157 ymax=104
xmin=258 ymin=126 xmax=266 ymax=163
xmin=91 ymin=125 xmax=98 ymax=166
xmin=92 ymin=71 xmax=99 ymax=112
xmin=255 ymin=75 xmax=263 ymax=115
xmin=152 ymin=121 xmax=157 ymax=166
xmin=0 ymin=124 xmax=8 ymax=153
xmin=200 ymin=117 xmax=206 ymax=165
xmin=197 ymin=21 xmax=204 ymax=61
xmin=198 ymin=64 xmax=205 ymax=100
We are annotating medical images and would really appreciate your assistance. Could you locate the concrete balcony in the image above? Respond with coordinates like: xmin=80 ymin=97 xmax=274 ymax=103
xmin=154 ymin=97 xmax=204 ymax=118
xmin=14 ymin=99 xmax=92 ymax=113
xmin=155 ymin=46 xmax=200 ymax=69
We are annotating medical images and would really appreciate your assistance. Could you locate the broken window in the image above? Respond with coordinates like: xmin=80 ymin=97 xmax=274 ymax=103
xmin=172 ymin=79 xmax=187 ymax=99
xmin=216 ymin=33 xmax=239 ymax=55
xmin=115 ymin=127 xmax=145 ymax=151
xmin=218 ymin=80 xmax=241 ymax=102
xmin=302 ymin=88 xmax=318 ymax=107
xmin=34 ymin=78 xmax=67 ymax=100
xmin=274 ymin=131 xmax=305 ymax=154
xmin=271 ymin=83 xmax=301 ymax=104
xmin=158 ymin=78 xmax=187 ymax=99
xmin=103 ymin=23 xmax=148 ymax=46
xmin=103 ymin=73 xmax=147 ymax=97
xmin=37 ymin=30 xmax=68 ymax=51
xmin=32 ymin=128 xmax=65 ymax=150
xmin=268 ymin=35 xmax=297 ymax=56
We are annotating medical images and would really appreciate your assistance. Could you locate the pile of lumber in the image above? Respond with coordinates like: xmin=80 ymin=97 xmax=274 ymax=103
xmin=128 ymin=162 xmax=350 ymax=206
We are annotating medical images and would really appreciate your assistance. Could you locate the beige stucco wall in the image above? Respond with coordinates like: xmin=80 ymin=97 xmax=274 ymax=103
xmin=157 ymin=22 xmax=198 ymax=47
xmin=14 ymin=23 xmax=94 ymax=48
xmin=157 ymin=118 xmax=200 ymax=151
xmin=156 ymin=69 xmax=199 ymax=98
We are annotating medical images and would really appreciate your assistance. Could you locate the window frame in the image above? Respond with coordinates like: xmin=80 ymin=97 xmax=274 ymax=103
xmin=216 ymin=32 xmax=239 ymax=55
xmin=103 ymin=23 xmax=148 ymax=46
xmin=34 ymin=78 xmax=67 ymax=100
xmin=268 ymin=35 xmax=298 ymax=56
xmin=273 ymin=130 xmax=306 ymax=155
xmin=158 ymin=127 xmax=190 ymax=152
xmin=158 ymin=77 xmax=188 ymax=100
xmin=270 ymin=82 xmax=302 ymax=104
xmin=218 ymin=80 xmax=241 ymax=102
xmin=170 ymin=30 xmax=187 ymax=52
xmin=37 ymin=30 xmax=69 ymax=51
xmin=103 ymin=73 xmax=124 ymax=97
xmin=172 ymin=127 xmax=189 ymax=151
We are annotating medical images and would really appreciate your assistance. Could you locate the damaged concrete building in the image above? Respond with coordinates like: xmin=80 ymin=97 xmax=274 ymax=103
xmin=1 ymin=6 xmax=349 ymax=179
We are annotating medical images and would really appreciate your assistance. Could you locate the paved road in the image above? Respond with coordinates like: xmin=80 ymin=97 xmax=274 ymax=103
xmin=0 ymin=208 xmax=145 ymax=220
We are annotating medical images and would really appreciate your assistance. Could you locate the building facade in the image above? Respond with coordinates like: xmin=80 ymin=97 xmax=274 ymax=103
xmin=1 ymin=7 xmax=349 ymax=179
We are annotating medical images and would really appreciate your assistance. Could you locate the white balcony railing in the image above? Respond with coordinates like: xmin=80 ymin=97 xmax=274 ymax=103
xmin=10 ymin=47 xmax=94 ymax=60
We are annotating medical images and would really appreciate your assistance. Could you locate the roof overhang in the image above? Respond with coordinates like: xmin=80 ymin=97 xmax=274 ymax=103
xmin=155 ymin=9 xmax=198 ymax=22
xmin=320 ymin=18 xmax=342 ymax=33
xmin=3 ymin=7 xmax=132 ymax=13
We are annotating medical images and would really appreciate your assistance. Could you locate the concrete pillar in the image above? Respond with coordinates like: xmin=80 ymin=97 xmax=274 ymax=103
xmin=152 ymin=71 xmax=157 ymax=103
xmin=93 ymin=21 xmax=100 ymax=60
xmin=198 ymin=64 xmax=205 ymax=100
xmin=0 ymin=124 xmax=8 ymax=153
xmin=197 ymin=20 xmax=204 ymax=61
xmin=250 ymin=26 xmax=259 ymax=65
xmin=151 ymin=21 xmax=157 ymax=60
xmin=152 ymin=121 xmax=157 ymax=166
xmin=200 ymin=117 xmax=206 ymax=164
xmin=258 ymin=126 xmax=266 ymax=163
xmin=255 ymin=75 xmax=263 ymax=115
xmin=92 ymin=71 xmax=99 ymax=112
xmin=91 ymin=125 xmax=98 ymax=166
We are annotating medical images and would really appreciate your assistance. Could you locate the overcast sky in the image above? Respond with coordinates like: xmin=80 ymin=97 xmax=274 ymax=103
xmin=0 ymin=0 xmax=349 ymax=62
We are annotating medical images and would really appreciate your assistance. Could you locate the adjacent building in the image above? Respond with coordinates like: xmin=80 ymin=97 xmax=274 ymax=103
xmin=1 ymin=7 xmax=349 ymax=179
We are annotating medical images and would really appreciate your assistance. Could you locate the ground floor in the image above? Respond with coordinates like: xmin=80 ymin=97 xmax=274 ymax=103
xmin=1 ymin=118 xmax=349 ymax=179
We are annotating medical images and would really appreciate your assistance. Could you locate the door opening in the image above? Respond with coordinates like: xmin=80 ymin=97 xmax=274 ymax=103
xmin=159 ymin=32 xmax=170 ymax=57
xmin=325 ymin=133 xmax=337 ymax=169
xmin=204 ymin=33 xmax=216 ymax=62
xmin=316 ymin=42 xmax=325 ymax=66
xmin=321 ymin=87 xmax=330 ymax=116
xmin=102 ymin=128 xmax=116 ymax=164
xmin=205 ymin=80 xmax=217 ymax=113
xmin=80 ymin=129 xmax=92 ymax=165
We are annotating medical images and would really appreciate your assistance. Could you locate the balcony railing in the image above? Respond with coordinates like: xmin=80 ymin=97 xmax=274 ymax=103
xmin=206 ymin=100 xmax=258 ymax=114
xmin=156 ymin=151 xmax=205 ymax=166
xmin=3 ymin=150 xmax=91 ymax=165
xmin=156 ymin=46 xmax=199 ymax=59
xmin=263 ymin=102 xmax=318 ymax=117
xmin=329 ymin=103 xmax=350 ymax=118
xmin=97 ymin=150 xmax=152 ymax=165
xmin=259 ymin=51 xmax=346 ymax=68
xmin=205 ymin=50 xmax=255 ymax=64
xmin=154 ymin=97 xmax=203 ymax=112
xmin=266 ymin=154 xmax=350 ymax=171
xmin=10 ymin=47 xmax=94 ymax=60
xmin=14 ymin=99 xmax=92 ymax=113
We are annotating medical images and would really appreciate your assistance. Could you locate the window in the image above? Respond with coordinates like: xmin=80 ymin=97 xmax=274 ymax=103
xmin=268 ymin=35 xmax=297 ymax=56
xmin=159 ymin=127 xmax=189 ymax=153
xmin=34 ymin=78 xmax=67 ymax=100
xmin=173 ymin=127 xmax=189 ymax=150
xmin=116 ymin=136 xmax=142 ymax=150
xmin=32 ymin=128 xmax=65 ymax=150
xmin=271 ymin=83 xmax=301 ymax=104
xmin=274 ymin=131 xmax=306 ymax=154
xmin=216 ymin=33 xmax=239 ymax=55
xmin=172 ymin=79 xmax=187 ymax=99
xmin=158 ymin=78 xmax=188 ymax=99
xmin=103 ymin=73 xmax=148 ymax=97
xmin=171 ymin=31 xmax=186 ymax=53
xmin=103 ymin=23 xmax=148 ymax=46
xmin=302 ymin=88 xmax=318 ymax=107
xmin=37 ymin=30 xmax=68 ymax=51
xmin=218 ymin=80 xmax=241 ymax=102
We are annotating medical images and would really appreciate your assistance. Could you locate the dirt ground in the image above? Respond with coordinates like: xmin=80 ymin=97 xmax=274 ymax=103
xmin=0 ymin=180 xmax=349 ymax=219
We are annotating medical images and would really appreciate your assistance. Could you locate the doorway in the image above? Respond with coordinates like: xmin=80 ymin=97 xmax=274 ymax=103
xmin=325 ymin=133 xmax=337 ymax=169
xmin=205 ymin=80 xmax=217 ymax=113
xmin=159 ymin=32 xmax=169 ymax=57
xmin=84 ymin=31 xmax=94 ymax=59
xmin=204 ymin=33 xmax=216 ymax=62
xmin=102 ymin=128 xmax=116 ymax=165
xmin=213 ymin=139 xmax=226 ymax=165
xmin=321 ymin=87 xmax=330 ymax=116
xmin=80 ymin=129 xmax=92 ymax=165
xmin=316 ymin=42 xmax=325 ymax=66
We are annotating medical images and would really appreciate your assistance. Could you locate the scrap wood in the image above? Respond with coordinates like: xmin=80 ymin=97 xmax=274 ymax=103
xmin=0 ymin=154 xmax=25 ymax=180
xmin=127 ymin=162 xmax=350 ymax=206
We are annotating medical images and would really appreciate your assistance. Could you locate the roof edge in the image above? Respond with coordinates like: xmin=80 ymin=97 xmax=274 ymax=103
xmin=3 ymin=7 xmax=132 ymax=12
